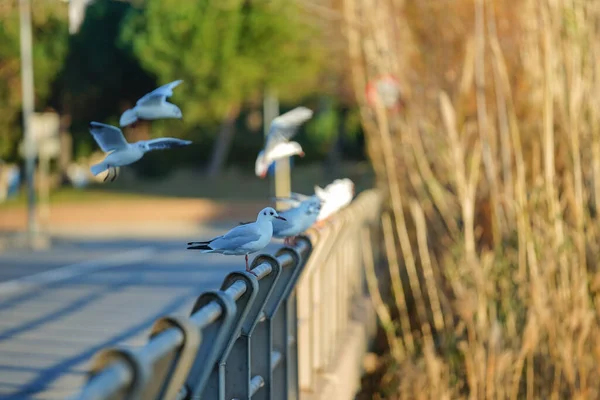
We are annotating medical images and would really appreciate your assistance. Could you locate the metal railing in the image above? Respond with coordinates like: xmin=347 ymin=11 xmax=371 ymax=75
xmin=71 ymin=189 xmax=382 ymax=400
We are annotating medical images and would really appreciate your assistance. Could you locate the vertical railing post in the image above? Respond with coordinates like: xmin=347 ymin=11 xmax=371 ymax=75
xmin=87 ymin=348 xmax=150 ymax=400
xmin=185 ymin=291 xmax=237 ymax=398
xmin=201 ymin=272 xmax=259 ymax=400
xmin=225 ymin=255 xmax=281 ymax=400
xmin=269 ymin=242 xmax=308 ymax=400
xmin=147 ymin=316 xmax=202 ymax=399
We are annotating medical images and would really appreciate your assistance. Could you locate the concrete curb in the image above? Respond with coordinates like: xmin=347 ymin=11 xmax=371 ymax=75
xmin=299 ymin=296 xmax=377 ymax=400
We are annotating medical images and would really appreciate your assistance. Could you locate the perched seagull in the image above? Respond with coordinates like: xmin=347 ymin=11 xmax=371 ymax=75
xmin=187 ymin=207 xmax=287 ymax=271
xmin=88 ymin=122 xmax=192 ymax=182
xmin=255 ymin=106 xmax=313 ymax=178
xmin=119 ymin=80 xmax=184 ymax=127
xmin=315 ymin=178 xmax=355 ymax=222
xmin=239 ymin=193 xmax=322 ymax=245
xmin=271 ymin=194 xmax=322 ymax=245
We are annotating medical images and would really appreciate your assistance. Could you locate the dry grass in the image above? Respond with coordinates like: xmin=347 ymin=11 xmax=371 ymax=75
xmin=333 ymin=0 xmax=600 ymax=398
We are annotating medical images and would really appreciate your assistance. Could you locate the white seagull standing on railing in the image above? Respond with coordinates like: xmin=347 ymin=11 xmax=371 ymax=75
xmin=88 ymin=122 xmax=192 ymax=182
xmin=315 ymin=178 xmax=355 ymax=222
xmin=271 ymin=193 xmax=322 ymax=244
xmin=187 ymin=207 xmax=287 ymax=271
xmin=239 ymin=193 xmax=322 ymax=245
xmin=255 ymin=106 xmax=313 ymax=178
xmin=119 ymin=80 xmax=184 ymax=127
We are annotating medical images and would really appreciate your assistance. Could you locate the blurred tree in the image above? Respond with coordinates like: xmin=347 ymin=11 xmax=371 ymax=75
xmin=120 ymin=0 xmax=325 ymax=175
xmin=53 ymin=0 xmax=155 ymax=160
xmin=0 ymin=2 xmax=68 ymax=161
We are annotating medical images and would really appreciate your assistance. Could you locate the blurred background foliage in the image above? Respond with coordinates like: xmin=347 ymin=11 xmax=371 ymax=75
xmin=0 ymin=0 xmax=366 ymax=178
xmin=0 ymin=1 xmax=68 ymax=161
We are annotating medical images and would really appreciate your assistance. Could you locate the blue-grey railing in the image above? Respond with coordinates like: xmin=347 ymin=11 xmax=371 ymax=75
xmin=70 ymin=189 xmax=382 ymax=400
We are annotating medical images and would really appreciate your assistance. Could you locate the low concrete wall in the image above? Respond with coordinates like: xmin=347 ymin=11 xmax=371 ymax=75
xmin=300 ymin=296 xmax=376 ymax=400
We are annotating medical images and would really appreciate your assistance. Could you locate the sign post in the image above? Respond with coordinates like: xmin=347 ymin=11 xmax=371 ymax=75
xmin=19 ymin=0 xmax=39 ymax=247
xmin=263 ymin=90 xmax=291 ymax=210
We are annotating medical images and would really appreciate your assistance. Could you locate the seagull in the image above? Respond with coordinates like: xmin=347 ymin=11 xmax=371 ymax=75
xmin=88 ymin=122 xmax=192 ymax=182
xmin=239 ymin=193 xmax=322 ymax=245
xmin=119 ymin=80 xmax=184 ymax=127
xmin=255 ymin=106 xmax=313 ymax=178
xmin=187 ymin=207 xmax=287 ymax=271
xmin=271 ymin=194 xmax=322 ymax=245
xmin=315 ymin=178 xmax=355 ymax=222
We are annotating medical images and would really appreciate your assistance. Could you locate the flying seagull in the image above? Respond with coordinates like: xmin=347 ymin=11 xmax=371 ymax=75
xmin=187 ymin=207 xmax=286 ymax=271
xmin=255 ymin=106 xmax=313 ymax=178
xmin=119 ymin=80 xmax=184 ymax=127
xmin=88 ymin=122 xmax=191 ymax=182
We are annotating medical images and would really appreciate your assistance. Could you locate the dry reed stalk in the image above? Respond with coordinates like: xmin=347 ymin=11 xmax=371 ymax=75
xmin=405 ymin=121 xmax=460 ymax=239
xmin=474 ymin=0 xmax=502 ymax=248
xmin=340 ymin=0 xmax=387 ymax=185
xmin=360 ymin=0 xmax=437 ymax=352
xmin=439 ymin=91 xmax=479 ymax=262
xmin=409 ymin=199 xmax=445 ymax=333
xmin=382 ymin=211 xmax=415 ymax=354
xmin=541 ymin=0 xmax=571 ymax=303
xmin=486 ymin=0 xmax=513 ymax=223
xmin=336 ymin=0 xmax=600 ymax=398
xmin=362 ymin=225 xmax=406 ymax=361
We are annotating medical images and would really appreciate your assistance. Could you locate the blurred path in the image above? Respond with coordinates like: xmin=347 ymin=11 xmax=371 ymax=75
xmin=0 ymin=230 xmax=281 ymax=399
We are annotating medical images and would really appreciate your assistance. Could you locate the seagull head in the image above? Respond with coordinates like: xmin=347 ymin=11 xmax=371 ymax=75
xmin=136 ymin=141 xmax=151 ymax=152
xmin=255 ymin=151 xmax=269 ymax=178
xmin=257 ymin=207 xmax=286 ymax=222
xmin=168 ymin=104 xmax=183 ymax=119
xmin=119 ymin=109 xmax=137 ymax=127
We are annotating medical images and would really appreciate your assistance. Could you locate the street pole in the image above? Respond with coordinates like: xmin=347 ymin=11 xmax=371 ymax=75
xmin=19 ymin=0 xmax=39 ymax=246
xmin=263 ymin=90 xmax=292 ymax=210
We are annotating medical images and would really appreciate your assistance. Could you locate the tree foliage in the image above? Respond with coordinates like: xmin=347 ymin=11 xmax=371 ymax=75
xmin=54 ymin=0 xmax=154 ymax=158
xmin=0 ymin=2 xmax=68 ymax=160
xmin=120 ymin=0 xmax=325 ymax=127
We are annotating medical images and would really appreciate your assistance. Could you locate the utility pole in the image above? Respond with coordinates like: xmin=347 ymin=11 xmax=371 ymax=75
xmin=263 ymin=90 xmax=292 ymax=210
xmin=19 ymin=0 xmax=39 ymax=248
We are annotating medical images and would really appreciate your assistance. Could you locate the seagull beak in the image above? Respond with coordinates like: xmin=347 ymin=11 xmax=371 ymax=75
xmin=260 ymin=172 xmax=267 ymax=179
xmin=299 ymin=151 xmax=305 ymax=157
xmin=276 ymin=216 xmax=287 ymax=221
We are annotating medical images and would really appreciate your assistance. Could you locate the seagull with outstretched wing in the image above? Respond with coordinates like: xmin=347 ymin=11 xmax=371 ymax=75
xmin=88 ymin=121 xmax=191 ymax=182
xmin=255 ymin=106 xmax=313 ymax=178
xmin=119 ymin=80 xmax=184 ymax=127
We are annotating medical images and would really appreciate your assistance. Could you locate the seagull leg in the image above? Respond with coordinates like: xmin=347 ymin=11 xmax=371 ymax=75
xmin=245 ymin=254 xmax=249 ymax=271
xmin=103 ymin=166 xmax=111 ymax=182
xmin=110 ymin=167 xmax=118 ymax=182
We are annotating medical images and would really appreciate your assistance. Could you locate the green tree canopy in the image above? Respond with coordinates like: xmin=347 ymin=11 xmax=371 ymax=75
xmin=54 ymin=0 xmax=155 ymax=158
xmin=0 ymin=2 xmax=68 ymax=160
xmin=119 ymin=0 xmax=325 ymax=127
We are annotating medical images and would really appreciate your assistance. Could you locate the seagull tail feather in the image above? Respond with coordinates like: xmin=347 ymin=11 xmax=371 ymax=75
xmin=90 ymin=163 xmax=107 ymax=176
xmin=187 ymin=243 xmax=212 ymax=251
xmin=187 ymin=239 xmax=214 ymax=251
xmin=119 ymin=109 xmax=138 ymax=127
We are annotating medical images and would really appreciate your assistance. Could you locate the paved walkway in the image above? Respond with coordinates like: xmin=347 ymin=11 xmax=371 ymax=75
xmin=0 ymin=198 xmax=264 ymax=233
xmin=0 ymin=229 xmax=281 ymax=399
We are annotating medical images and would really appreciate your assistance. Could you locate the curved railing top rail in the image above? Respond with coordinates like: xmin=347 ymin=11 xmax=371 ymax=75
xmin=71 ymin=188 xmax=382 ymax=400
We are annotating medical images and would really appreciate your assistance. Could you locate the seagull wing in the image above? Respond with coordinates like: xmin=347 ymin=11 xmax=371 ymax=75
xmin=89 ymin=122 xmax=128 ymax=152
xmin=144 ymin=137 xmax=192 ymax=151
xmin=264 ymin=107 xmax=313 ymax=153
xmin=272 ymin=197 xmax=302 ymax=207
xmin=211 ymin=223 xmax=262 ymax=250
xmin=136 ymin=80 xmax=183 ymax=106
xmin=272 ymin=193 xmax=310 ymax=207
